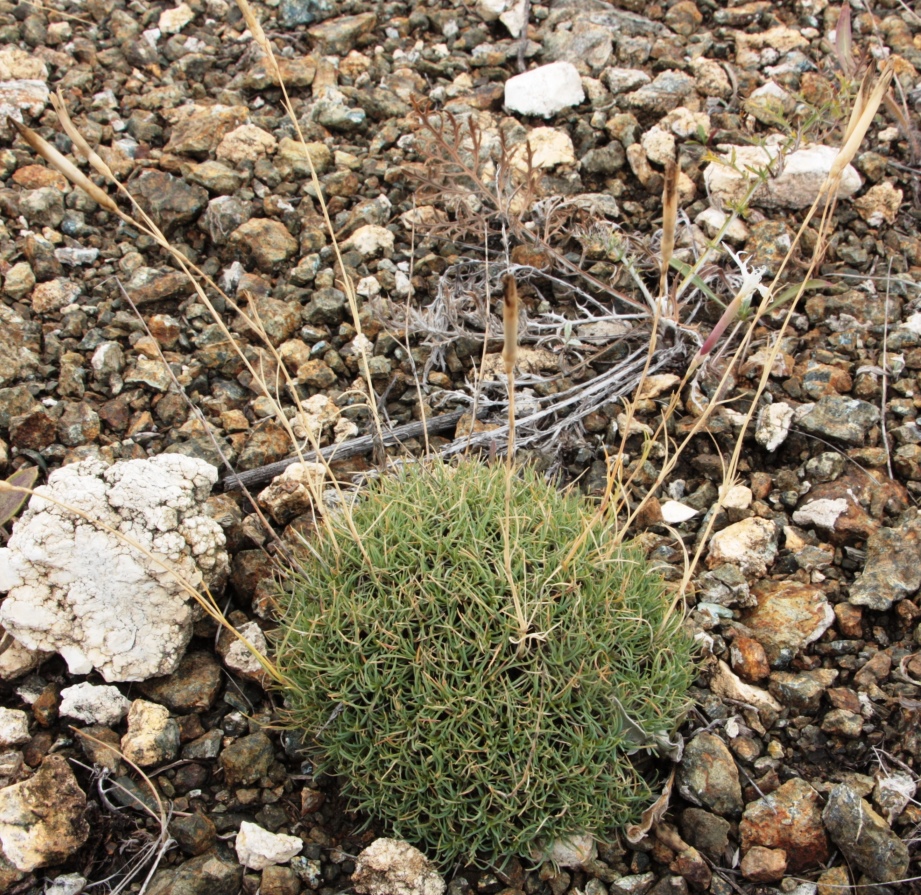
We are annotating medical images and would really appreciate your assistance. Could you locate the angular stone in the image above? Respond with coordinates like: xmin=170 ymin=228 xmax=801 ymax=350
xmin=164 ymin=104 xmax=248 ymax=157
xmin=120 ymin=700 xmax=180 ymax=767
xmin=823 ymin=784 xmax=909 ymax=883
xmin=676 ymin=732 xmax=743 ymax=818
xmin=133 ymin=169 xmax=209 ymax=236
xmin=741 ymin=778 xmax=829 ymax=872
xmin=137 ymin=651 xmax=223 ymax=713
xmin=220 ymin=732 xmax=274 ymax=786
xmin=146 ymin=849 xmax=243 ymax=895
xmin=307 ymin=13 xmax=377 ymax=54
xmin=706 ymin=518 xmax=777 ymax=577
xmin=0 ymin=755 xmax=89 ymax=872
xmin=849 ymin=510 xmax=921 ymax=610
xmin=31 ymin=278 xmax=81 ymax=314
xmin=742 ymin=581 xmax=835 ymax=667
xmin=504 ymin=62 xmax=585 ymax=118
xmin=229 ymin=219 xmax=298 ymax=272
xmin=797 ymin=396 xmax=880 ymax=446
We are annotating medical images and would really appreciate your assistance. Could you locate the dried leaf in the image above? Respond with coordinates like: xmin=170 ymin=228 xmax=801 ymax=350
xmin=625 ymin=768 xmax=675 ymax=844
xmin=0 ymin=466 xmax=39 ymax=527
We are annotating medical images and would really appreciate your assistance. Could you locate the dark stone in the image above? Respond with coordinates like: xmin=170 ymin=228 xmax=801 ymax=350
xmin=132 ymin=170 xmax=209 ymax=236
xmin=220 ymin=732 xmax=274 ymax=786
xmin=171 ymin=813 xmax=217 ymax=856
xmin=147 ymin=848 xmax=243 ymax=895
xmin=138 ymin=652 xmax=223 ymax=713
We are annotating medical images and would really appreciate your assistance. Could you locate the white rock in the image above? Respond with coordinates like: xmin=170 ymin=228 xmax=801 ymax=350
xmin=535 ymin=832 xmax=597 ymax=869
xmin=662 ymin=106 xmax=710 ymax=139
xmin=60 ymin=683 xmax=131 ymax=727
xmin=504 ymin=62 xmax=585 ymax=118
xmin=216 ymin=124 xmax=277 ymax=165
xmin=158 ymin=3 xmax=194 ymax=33
xmin=695 ymin=208 xmax=749 ymax=244
xmin=235 ymin=821 xmax=303 ymax=871
xmin=218 ymin=621 xmax=270 ymax=685
xmin=356 ymin=275 xmax=381 ymax=298
xmin=44 ymin=873 xmax=87 ymax=895
xmin=710 ymin=660 xmax=782 ymax=713
xmin=707 ymin=517 xmax=778 ymax=577
xmin=513 ymin=127 xmax=576 ymax=170
xmin=345 ymin=225 xmax=395 ymax=258
xmin=0 ymin=708 xmax=29 ymax=747
xmin=793 ymin=498 xmax=849 ymax=531
xmin=120 ymin=700 xmax=179 ymax=767
xmin=660 ymin=501 xmax=698 ymax=524
xmin=0 ymin=48 xmax=47 ymax=81
xmin=756 ymin=402 xmax=795 ymax=451
xmin=854 ymin=182 xmax=903 ymax=227
xmin=704 ymin=139 xmax=862 ymax=210
xmin=0 ymin=455 xmax=228 ymax=682
xmin=258 ymin=461 xmax=326 ymax=524
xmin=720 ymin=484 xmax=752 ymax=511
xmin=640 ymin=126 xmax=676 ymax=165
xmin=0 ymin=627 xmax=48 ymax=681
xmin=0 ymin=755 xmax=89 ymax=872
xmin=352 ymin=838 xmax=446 ymax=895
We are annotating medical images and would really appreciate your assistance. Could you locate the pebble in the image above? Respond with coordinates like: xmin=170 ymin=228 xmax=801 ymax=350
xmin=146 ymin=850 xmax=242 ymax=895
xmin=229 ymin=219 xmax=299 ymax=272
xmin=676 ymin=732 xmax=743 ymax=818
xmin=768 ymin=668 xmax=838 ymax=713
xmin=352 ymin=838 xmax=446 ymax=895
xmin=740 ymin=778 xmax=829 ymax=872
xmin=0 ymin=755 xmax=88 ymax=872
xmin=235 ymin=821 xmax=303 ymax=871
xmin=739 ymin=846 xmax=787 ymax=883
xmin=796 ymin=396 xmax=880 ymax=446
xmin=705 ymin=141 xmax=862 ymax=210
xmin=742 ymin=581 xmax=834 ymax=668
xmin=137 ymin=651 xmax=223 ymax=713
xmin=0 ymin=708 xmax=30 ymax=747
xmin=170 ymin=813 xmax=216 ymax=856
xmin=706 ymin=518 xmax=778 ymax=577
xmin=822 ymin=784 xmax=909 ymax=883
xmin=848 ymin=511 xmax=921 ymax=610
xmin=59 ymin=683 xmax=130 ymax=726
xmin=504 ymin=62 xmax=585 ymax=118
xmin=31 ymin=279 xmax=81 ymax=314
xmin=854 ymin=182 xmax=903 ymax=226
xmin=220 ymin=731 xmax=274 ymax=786
xmin=120 ymin=700 xmax=180 ymax=767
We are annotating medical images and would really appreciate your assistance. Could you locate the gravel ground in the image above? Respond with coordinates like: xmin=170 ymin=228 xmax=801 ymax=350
xmin=1 ymin=0 xmax=921 ymax=892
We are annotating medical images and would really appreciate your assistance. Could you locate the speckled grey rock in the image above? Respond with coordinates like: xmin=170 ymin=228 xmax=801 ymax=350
xmin=796 ymin=396 xmax=880 ymax=446
xmin=676 ymin=732 xmax=743 ymax=817
xmin=823 ymin=784 xmax=909 ymax=883
xmin=848 ymin=510 xmax=921 ymax=610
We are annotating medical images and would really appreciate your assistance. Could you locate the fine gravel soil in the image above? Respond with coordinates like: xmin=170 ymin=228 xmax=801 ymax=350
xmin=1 ymin=0 xmax=921 ymax=893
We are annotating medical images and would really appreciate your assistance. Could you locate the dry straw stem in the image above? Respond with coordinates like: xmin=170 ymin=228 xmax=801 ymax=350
xmin=501 ymin=272 xmax=520 ymax=461
xmin=658 ymin=59 xmax=897 ymax=623
xmin=0 ymin=478 xmax=287 ymax=685
xmin=74 ymin=728 xmax=175 ymax=895
xmin=659 ymin=160 xmax=678 ymax=302
xmin=17 ymin=87 xmax=384 ymax=575
xmin=234 ymin=0 xmax=386 ymax=454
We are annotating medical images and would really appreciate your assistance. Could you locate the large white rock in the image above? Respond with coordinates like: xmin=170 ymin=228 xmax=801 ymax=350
xmin=504 ymin=62 xmax=585 ymax=118
xmin=60 ymin=683 xmax=131 ymax=727
xmin=235 ymin=821 xmax=303 ymax=871
xmin=352 ymin=839 xmax=445 ymax=895
xmin=704 ymin=138 xmax=862 ymax=210
xmin=0 ymin=455 xmax=229 ymax=682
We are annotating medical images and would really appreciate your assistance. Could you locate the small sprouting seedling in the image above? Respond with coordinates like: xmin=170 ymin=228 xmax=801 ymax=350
xmin=0 ymin=467 xmax=39 ymax=533
xmin=274 ymin=459 xmax=695 ymax=867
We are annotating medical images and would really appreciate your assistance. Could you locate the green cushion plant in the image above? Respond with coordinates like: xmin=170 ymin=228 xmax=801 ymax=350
xmin=274 ymin=458 xmax=695 ymax=866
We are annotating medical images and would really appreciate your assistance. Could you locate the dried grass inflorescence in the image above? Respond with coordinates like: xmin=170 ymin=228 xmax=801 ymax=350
xmin=274 ymin=459 xmax=695 ymax=866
